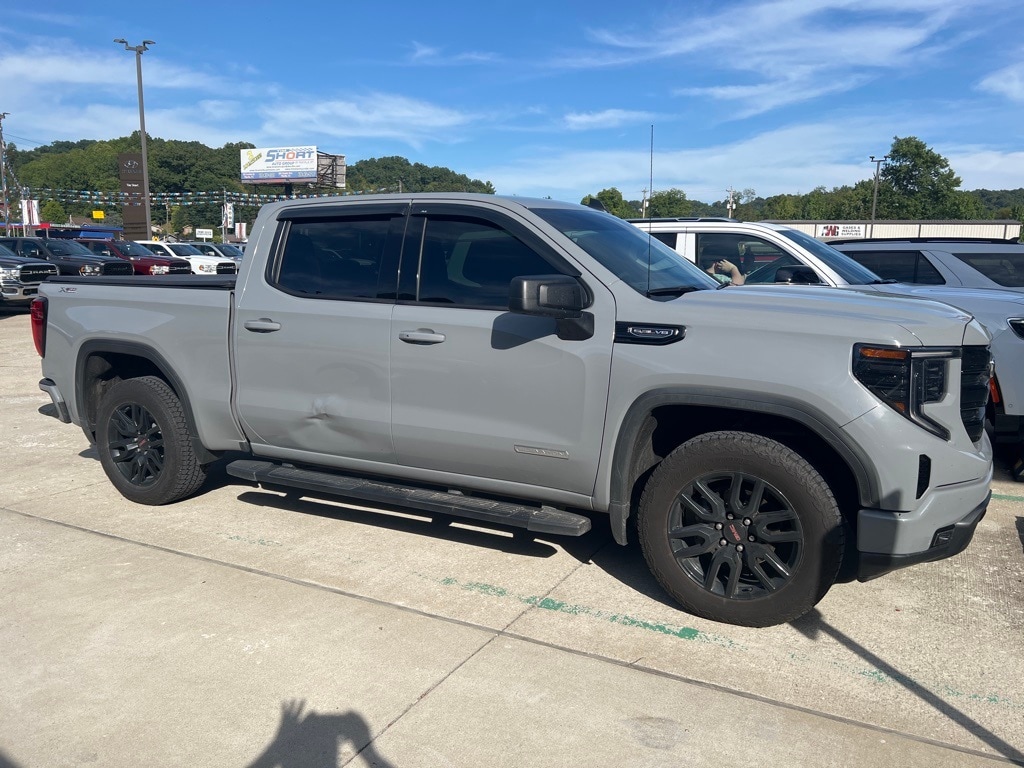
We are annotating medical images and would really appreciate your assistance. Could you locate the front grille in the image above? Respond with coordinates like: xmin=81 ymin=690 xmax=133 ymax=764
xmin=960 ymin=346 xmax=991 ymax=443
xmin=216 ymin=262 xmax=238 ymax=275
xmin=169 ymin=262 xmax=192 ymax=274
xmin=18 ymin=265 xmax=57 ymax=284
xmin=101 ymin=261 xmax=135 ymax=276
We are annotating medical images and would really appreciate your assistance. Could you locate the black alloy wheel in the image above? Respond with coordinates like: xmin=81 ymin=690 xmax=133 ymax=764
xmin=95 ymin=376 xmax=207 ymax=505
xmin=638 ymin=431 xmax=844 ymax=627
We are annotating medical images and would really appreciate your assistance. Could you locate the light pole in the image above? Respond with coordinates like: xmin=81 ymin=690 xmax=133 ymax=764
xmin=869 ymin=154 xmax=888 ymax=237
xmin=114 ymin=38 xmax=155 ymax=240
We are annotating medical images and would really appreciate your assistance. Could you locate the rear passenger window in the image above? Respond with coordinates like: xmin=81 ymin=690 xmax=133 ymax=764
xmin=276 ymin=217 xmax=391 ymax=299
xmin=952 ymin=251 xmax=1024 ymax=287
xmin=844 ymin=250 xmax=945 ymax=285
xmin=411 ymin=216 xmax=562 ymax=309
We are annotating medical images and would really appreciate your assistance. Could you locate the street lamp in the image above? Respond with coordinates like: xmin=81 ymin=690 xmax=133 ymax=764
xmin=869 ymin=154 xmax=888 ymax=237
xmin=114 ymin=38 xmax=155 ymax=240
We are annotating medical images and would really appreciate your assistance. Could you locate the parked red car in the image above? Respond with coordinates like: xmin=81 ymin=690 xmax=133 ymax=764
xmin=76 ymin=239 xmax=192 ymax=275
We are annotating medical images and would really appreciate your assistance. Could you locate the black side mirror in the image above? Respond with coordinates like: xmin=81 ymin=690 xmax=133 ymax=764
xmin=509 ymin=275 xmax=586 ymax=319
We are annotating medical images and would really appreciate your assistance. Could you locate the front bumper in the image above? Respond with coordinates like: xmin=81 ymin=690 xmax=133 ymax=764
xmin=0 ymin=281 xmax=43 ymax=303
xmin=857 ymin=492 xmax=989 ymax=581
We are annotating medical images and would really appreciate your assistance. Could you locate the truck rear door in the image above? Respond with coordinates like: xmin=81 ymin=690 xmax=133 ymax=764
xmin=232 ymin=204 xmax=406 ymax=466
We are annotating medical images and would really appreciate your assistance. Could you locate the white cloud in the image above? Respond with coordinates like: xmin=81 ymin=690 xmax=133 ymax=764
xmin=257 ymin=93 xmax=477 ymax=148
xmin=559 ymin=0 xmax=985 ymax=117
xmin=408 ymin=41 xmax=498 ymax=65
xmin=563 ymin=109 xmax=658 ymax=130
xmin=977 ymin=61 xmax=1024 ymax=102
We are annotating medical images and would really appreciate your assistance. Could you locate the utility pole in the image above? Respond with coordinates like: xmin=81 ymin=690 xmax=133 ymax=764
xmin=0 ymin=112 xmax=9 ymax=235
xmin=726 ymin=187 xmax=736 ymax=218
xmin=114 ymin=39 xmax=155 ymax=240
xmin=870 ymin=154 xmax=888 ymax=237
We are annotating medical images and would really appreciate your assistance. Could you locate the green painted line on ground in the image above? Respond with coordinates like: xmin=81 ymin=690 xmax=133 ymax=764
xmin=420 ymin=572 xmax=1022 ymax=711
xmin=428 ymin=575 xmax=747 ymax=649
xmin=991 ymin=493 xmax=1024 ymax=502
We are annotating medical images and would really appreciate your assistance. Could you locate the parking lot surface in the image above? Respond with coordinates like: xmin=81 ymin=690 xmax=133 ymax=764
xmin=1 ymin=307 xmax=1022 ymax=766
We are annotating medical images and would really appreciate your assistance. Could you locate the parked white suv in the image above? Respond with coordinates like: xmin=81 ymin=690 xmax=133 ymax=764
xmin=631 ymin=218 xmax=1024 ymax=466
xmin=138 ymin=241 xmax=237 ymax=275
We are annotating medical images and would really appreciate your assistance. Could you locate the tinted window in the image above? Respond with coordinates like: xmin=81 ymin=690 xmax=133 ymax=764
xmin=651 ymin=232 xmax=676 ymax=249
xmin=412 ymin=216 xmax=559 ymax=308
xmin=218 ymin=244 xmax=244 ymax=258
xmin=843 ymin=250 xmax=945 ymax=285
xmin=532 ymin=207 xmax=716 ymax=295
xmin=776 ymin=229 xmax=883 ymax=285
xmin=277 ymin=217 xmax=389 ymax=299
xmin=168 ymin=244 xmax=205 ymax=256
xmin=119 ymin=241 xmax=156 ymax=257
xmin=44 ymin=240 xmax=94 ymax=256
xmin=952 ymin=251 xmax=1024 ymax=287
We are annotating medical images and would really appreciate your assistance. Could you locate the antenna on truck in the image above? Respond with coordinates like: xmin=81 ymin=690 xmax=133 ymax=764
xmin=646 ymin=124 xmax=654 ymax=296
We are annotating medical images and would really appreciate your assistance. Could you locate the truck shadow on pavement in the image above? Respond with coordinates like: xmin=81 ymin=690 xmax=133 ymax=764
xmin=246 ymin=699 xmax=395 ymax=768
xmin=1016 ymin=517 xmax=1024 ymax=554
xmin=792 ymin=609 xmax=1024 ymax=764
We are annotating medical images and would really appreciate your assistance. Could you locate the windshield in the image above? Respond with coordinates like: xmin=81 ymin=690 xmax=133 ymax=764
xmin=45 ymin=239 xmax=95 ymax=256
xmin=168 ymin=243 xmax=205 ymax=256
xmin=119 ymin=241 xmax=157 ymax=257
xmin=776 ymin=229 xmax=884 ymax=285
xmin=532 ymin=207 xmax=718 ymax=295
xmin=218 ymin=244 xmax=244 ymax=257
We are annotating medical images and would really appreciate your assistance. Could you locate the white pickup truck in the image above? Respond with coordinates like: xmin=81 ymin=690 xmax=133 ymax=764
xmin=32 ymin=194 xmax=994 ymax=627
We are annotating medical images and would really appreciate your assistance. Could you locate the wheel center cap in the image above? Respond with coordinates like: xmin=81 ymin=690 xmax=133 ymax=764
xmin=725 ymin=521 xmax=745 ymax=543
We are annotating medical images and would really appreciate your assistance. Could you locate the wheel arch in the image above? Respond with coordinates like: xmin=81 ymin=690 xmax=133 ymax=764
xmin=606 ymin=388 xmax=880 ymax=545
xmin=74 ymin=339 xmax=218 ymax=464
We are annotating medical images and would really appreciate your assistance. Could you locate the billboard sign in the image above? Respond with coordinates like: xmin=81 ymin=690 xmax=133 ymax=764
xmin=241 ymin=146 xmax=318 ymax=183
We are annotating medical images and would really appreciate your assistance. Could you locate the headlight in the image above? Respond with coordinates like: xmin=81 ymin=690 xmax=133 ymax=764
xmin=79 ymin=264 xmax=101 ymax=276
xmin=853 ymin=344 xmax=961 ymax=440
xmin=0 ymin=267 xmax=18 ymax=279
xmin=150 ymin=265 xmax=170 ymax=275
xmin=1010 ymin=318 xmax=1024 ymax=340
xmin=198 ymin=263 xmax=215 ymax=273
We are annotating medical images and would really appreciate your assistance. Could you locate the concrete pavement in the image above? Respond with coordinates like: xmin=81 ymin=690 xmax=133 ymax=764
xmin=1 ymin=307 xmax=1022 ymax=766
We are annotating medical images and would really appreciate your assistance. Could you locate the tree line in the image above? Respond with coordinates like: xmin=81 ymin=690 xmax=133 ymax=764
xmin=584 ymin=137 xmax=1024 ymax=224
xmin=5 ymin=134 xmax=1021 ymax=234
xmin=5 ymin=136 xmax=493 ymax=235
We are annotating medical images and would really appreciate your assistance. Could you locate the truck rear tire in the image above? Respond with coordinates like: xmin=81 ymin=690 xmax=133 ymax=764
xmin=637 ymin=431 xmax=844 ymax=627
xmin=95 ymin=376 xmax=207 ymax=505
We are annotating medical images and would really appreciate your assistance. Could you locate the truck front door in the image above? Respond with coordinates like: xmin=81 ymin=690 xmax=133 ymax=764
xmin=389 ymin=204 xmax=615 ymax=496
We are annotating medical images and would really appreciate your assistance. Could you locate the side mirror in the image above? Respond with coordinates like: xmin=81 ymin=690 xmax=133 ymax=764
xmin=775 ymin=266 xmax=820 ymax=284
xmin=509 ymin=275 xmax=586 ymax=319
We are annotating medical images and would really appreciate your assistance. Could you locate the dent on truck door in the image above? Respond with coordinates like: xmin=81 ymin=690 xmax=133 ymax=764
xmin=233 ymin=212 xmax=404 ymax=464
xmin=389 ymin=208 xmax=614 ymax=495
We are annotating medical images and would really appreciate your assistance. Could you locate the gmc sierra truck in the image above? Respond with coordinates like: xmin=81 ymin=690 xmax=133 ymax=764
xmin=32 ymin=194 xmax=994 ymax=627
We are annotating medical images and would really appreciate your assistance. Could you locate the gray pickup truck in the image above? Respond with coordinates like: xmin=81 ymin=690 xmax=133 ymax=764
xmin=32 ymin=194 xmax=994 ymax=627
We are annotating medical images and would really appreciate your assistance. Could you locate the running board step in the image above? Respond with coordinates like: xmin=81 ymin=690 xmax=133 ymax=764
xmin=226 ymin=459 xmax=592 ymax=537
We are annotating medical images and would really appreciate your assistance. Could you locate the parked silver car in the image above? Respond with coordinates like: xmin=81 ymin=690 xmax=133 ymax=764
xmin=829 ymin=238 xmax=1024 ymax=291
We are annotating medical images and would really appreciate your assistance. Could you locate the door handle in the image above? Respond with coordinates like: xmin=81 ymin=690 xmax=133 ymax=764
xmin=399 ymin=328 xmax=446 ymax=345
xmin=243 ymin=318 xmax=282 ymax=333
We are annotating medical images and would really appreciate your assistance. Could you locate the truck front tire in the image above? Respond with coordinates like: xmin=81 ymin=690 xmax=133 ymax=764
xmin=95 ymin=376 xmax=207 ymax=505
xmin=637 ymin=431 xmax=844 ymax=627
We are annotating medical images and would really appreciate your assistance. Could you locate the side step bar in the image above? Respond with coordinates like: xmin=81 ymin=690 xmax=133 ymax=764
xmin=226 ymin=459 xmax=592 ymax=537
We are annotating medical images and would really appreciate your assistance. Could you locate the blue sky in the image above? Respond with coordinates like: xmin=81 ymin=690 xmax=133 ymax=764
xmin=2 ymin=0 xmax=1023 ymax=204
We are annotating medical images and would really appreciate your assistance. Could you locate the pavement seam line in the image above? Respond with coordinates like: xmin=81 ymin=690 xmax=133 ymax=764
xmin=3 ymin=506 xmax=1021 ymax=767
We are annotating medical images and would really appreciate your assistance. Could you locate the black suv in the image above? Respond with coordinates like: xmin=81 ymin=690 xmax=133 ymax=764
xmin=0 ymin=237 xmax=134 ymax=277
